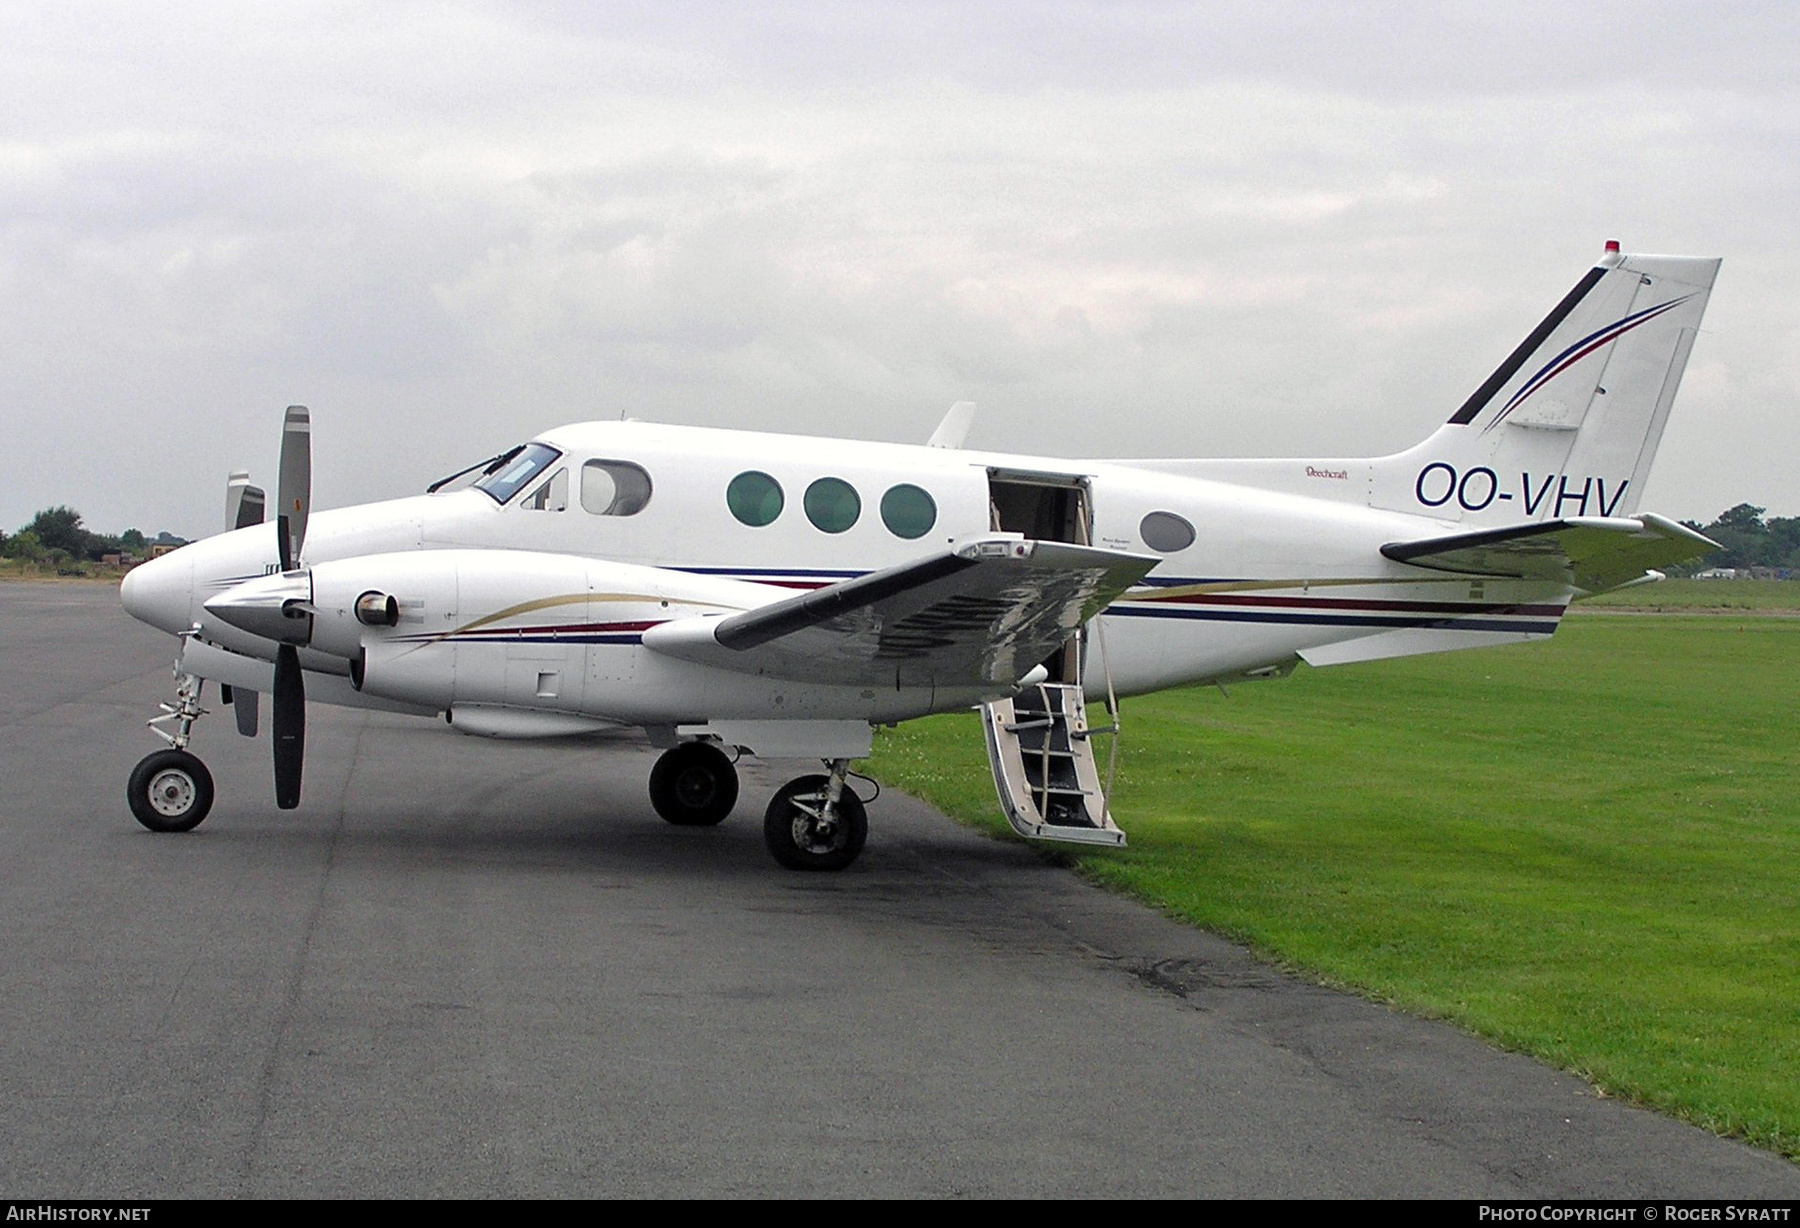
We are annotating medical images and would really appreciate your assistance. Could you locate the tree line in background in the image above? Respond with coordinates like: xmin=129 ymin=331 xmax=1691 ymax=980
xmin=1 ymin=502 xmax=1795 ymax=575
xmin=0 ymin=506 xmax=186 ymax=569
xmin=1678 ymin=504 xmax=1800 ymax=574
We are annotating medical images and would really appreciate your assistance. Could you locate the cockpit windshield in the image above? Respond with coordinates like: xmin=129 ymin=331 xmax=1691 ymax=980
xmin=472 ymin=442 xmax=563 ymax=504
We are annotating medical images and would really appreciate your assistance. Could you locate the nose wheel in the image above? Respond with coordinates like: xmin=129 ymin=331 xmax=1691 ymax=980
xmin=127 ymin=749 xmax=215 ymax=832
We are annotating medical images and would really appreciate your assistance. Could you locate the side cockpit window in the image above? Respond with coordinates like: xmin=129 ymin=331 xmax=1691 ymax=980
xmin=581 ymin=460 xmax=654 ymax=516
xmin=521 ymin=466 xmax=568 ymax=511
xmin=473 ymin=442 xmax=562 ymax=504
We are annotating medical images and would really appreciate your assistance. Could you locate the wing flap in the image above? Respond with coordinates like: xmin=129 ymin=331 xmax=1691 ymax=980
xmin=1381 ymin=513 xmax=1717 ymax=593
xmin=643 ymin=536 xmax=1159 ymax=688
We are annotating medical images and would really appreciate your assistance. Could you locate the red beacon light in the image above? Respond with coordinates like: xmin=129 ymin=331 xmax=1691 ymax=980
xmin=1604 ymin=239 xmax=1621 ymax=253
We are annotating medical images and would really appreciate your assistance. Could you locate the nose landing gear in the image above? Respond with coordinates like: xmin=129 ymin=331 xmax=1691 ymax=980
xmin=127 ymin=671 xmax=215 ymax=832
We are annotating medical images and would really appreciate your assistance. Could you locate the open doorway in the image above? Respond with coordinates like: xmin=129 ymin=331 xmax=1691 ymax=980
xmin=987 ymin=468 xmax=1091 ymax=682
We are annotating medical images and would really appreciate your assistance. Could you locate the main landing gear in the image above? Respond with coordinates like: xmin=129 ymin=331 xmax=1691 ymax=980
xmin=127 ymin=672 xmax=216 ymax=833
xmin=647 ymin=742 xmax=739 ymax=827
xmin=762 ymin=758 xmax=867 ymax=873
xmin=647 ymin=746 xmax=870 ymax=871
xmin=125 ymin=695 xmax=875 ymax=869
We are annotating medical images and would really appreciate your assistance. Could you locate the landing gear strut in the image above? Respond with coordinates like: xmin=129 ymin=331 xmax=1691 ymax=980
xmin=128 ymin=671 xmax=215 ymax=832
xmin=763 ymin=758 xmax=867 ymax=872
xmin=648 ymin=742 xmax=739 ymax=826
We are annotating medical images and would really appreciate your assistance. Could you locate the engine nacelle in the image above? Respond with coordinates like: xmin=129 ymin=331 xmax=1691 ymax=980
xmin=304 ymin=553 xmax=463 ymax=663
xmin=300 ymin=549 xmax=769 ymax=716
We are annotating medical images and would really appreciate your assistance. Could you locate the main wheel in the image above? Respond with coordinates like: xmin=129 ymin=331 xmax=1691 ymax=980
xmin=763 ymin=775 xmax=868 ymax=872
xmin=127 ymin=749 xmax=215 ymax=833
xmin=648 ymin=742 xmax=739 ymax=826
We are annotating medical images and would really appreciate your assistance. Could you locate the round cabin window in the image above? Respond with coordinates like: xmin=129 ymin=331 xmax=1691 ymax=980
xmin=804 ymin=477 xmax=861 ymax=534
xmin=879 ymin=484 xmax=937 ymax=539
xmin=727 ymin=471 xmax=784 ymax=527
xmin=1140 ymin=510 xmax=1196 ymax=553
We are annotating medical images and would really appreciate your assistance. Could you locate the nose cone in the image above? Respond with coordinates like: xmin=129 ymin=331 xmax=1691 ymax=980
xmin=120 ymin=550 xmax=196 ymax=635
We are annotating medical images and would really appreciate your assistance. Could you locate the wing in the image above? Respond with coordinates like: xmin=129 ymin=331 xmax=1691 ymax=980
xmin=1381 ymin=513 xmax=1717 ymax=594
xmin=642 ymin=536 xmax=1158 ymax=688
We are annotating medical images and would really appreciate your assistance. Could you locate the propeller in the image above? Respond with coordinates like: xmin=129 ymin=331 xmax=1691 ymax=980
xmin=200 ymin=407 xmax=315 ymax=807
xmin=272 ymin=406 xmax=311 ymax=809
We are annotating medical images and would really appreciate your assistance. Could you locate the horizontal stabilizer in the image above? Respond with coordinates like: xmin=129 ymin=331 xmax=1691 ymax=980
xmin=644 ymin=536 xmax=1157 ymax=689
xmin=1382 ymin=513 xmax=1716 ymax=593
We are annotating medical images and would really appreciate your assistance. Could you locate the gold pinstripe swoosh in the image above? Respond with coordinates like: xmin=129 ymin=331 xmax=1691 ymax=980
xmin=446 ymin=592 xmax=742 ymax=638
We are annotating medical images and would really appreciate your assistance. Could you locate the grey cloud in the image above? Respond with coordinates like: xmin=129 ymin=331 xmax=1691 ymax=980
xmin=1 ymin=3 xmax=1795 ymax=535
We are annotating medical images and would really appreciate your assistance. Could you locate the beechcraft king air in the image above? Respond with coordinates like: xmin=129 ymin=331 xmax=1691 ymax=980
xmin=121 ymin=243 xmax=1721 ymax=870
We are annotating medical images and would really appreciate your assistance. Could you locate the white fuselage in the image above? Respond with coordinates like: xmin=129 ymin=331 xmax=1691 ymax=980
xmin=122 ymin=419 xmax=1570 ymax=738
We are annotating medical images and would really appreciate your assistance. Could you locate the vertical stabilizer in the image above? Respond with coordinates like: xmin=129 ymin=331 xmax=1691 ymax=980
xmin=1370 ymin=246 xmax=1719 ymax=523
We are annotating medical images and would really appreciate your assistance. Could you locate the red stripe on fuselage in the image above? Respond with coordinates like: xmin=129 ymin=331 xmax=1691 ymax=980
xmin=1130 ymin=592 xmax=1566 ymax=617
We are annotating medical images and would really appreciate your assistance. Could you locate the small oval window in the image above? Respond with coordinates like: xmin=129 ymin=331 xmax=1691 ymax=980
xmin=804 ymin=477 xmax=861 ymax=534
xmin=1140 ymin=511 xmax=1196 ymax=553
xmin=727 ymin=471 xmax=784 ymax=527
xmin=879 ymin=484 xmax=937 ymax=540
xmin=581 ymin=460 xmax=653 ymax=516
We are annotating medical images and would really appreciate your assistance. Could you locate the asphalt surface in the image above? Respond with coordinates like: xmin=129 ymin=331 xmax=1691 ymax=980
xmin=3 ymin=579 xmax=1797 ymax=1199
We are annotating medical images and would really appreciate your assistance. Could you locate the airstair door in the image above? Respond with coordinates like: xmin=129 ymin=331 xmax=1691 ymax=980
xmin=981 ymin=680 xmax=1125 ymax=846
xmin=979 ymin=468 xmax=1125 ymax=846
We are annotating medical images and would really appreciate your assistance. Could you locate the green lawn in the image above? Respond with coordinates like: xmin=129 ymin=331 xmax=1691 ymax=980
xmin=868 ymin=616 xmax=1800 ymax=1159
xmin=1581 ymin=578 xmax=1800 ymax=610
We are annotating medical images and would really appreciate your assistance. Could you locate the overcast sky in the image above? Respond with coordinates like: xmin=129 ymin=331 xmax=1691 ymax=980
xmin=4 ymin=0 xmax=1796 ymax=538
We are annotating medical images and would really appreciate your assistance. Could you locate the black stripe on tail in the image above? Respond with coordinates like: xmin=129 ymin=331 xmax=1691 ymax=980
xmin=1446 ymin=265 xmax=1607 ymax=426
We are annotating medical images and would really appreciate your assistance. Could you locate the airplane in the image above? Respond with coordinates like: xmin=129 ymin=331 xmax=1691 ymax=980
xmin=120 ymin=242 xmax=1722 ymax=871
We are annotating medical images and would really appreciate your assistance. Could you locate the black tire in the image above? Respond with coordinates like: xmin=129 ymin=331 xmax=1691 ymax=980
xmin=127 ymin=749 xmax=215 ymax=833
xmin=763 ymin=775 xmax=868 ymax=872
xmin=648 ymin=743 xmax=739 ymax=827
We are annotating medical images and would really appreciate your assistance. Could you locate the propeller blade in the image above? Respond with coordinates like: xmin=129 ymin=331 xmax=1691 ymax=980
xmin=273 ymin=644 xmax=305 ymax=809
xmin=236 ymin=484 xmax=265 ymax=531
xmin=276 ymin=405 xmax=311 ymax=570
xmin=234 ymin=688 xmax=259 ymax=738
xmin=226 ymin=472 xmax=261 ymax=531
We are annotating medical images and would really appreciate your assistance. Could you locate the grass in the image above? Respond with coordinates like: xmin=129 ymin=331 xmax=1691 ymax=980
xmin=868 ymin=615 xmax=1800 ymax=1159
xmin=0 ymin=558 xmax=128 ymax=582
xmin=1581 ymin=578 xmax=1800 ymax=611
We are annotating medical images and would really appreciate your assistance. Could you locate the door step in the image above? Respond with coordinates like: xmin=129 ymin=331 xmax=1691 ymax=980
xmin=980 ymin=682 xmax=1125 ymax=846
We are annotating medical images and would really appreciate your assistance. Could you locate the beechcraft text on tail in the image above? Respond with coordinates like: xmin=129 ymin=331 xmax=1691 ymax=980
xmin=120 ymin=242 xmax=1721 ymax=870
